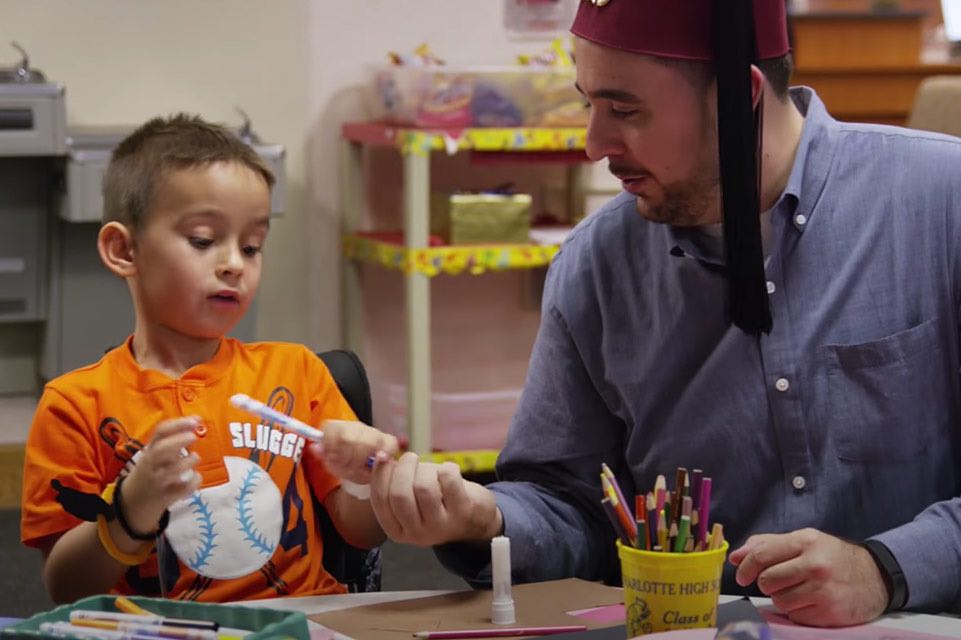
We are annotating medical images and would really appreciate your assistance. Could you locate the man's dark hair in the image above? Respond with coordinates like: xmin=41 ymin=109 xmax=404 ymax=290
xmin=660 ymin=53 xmax=794 ymax=101
xmin=102 ymin=113 xmax=274 ymax=230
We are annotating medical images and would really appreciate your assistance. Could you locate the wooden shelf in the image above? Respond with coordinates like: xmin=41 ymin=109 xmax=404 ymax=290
xmin=343 ymin=233 xmax=560 ymax=277
xmin=341 ymin=123 xmax=590 ymax=456
xmin=342 ymin=122 xmax=586 ymax=155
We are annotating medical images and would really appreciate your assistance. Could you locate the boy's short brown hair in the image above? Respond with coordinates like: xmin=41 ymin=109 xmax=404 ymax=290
xmin=102 ymin=113 xmax=275 ymax=230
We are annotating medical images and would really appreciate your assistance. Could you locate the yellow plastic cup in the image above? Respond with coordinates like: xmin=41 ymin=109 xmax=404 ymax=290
xmin=618 ymin=540 xmax=729 ymax=637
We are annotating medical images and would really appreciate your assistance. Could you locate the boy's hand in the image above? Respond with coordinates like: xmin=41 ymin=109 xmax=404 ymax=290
xmin=120 ymin=416 xmax=202 ymax=536
xmin=314 ymin=420 xmax=399 ymax=484
xmin=370 ymin=453 xmax=502 ymax=547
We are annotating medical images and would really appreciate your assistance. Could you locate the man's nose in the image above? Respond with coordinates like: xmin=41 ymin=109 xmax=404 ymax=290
xmin=584 ymin=111 xmax=625 ymax=162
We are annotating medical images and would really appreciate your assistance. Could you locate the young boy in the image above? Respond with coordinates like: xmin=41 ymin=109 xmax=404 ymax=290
xmin=20 ymin=114 xmax=398 ymax=604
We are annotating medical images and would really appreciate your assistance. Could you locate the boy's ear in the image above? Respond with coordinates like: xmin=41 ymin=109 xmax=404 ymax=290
xmin=97 ymin=222 xmax=137 ymax=278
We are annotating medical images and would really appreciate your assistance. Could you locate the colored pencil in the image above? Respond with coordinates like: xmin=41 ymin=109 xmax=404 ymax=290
xmin=671 ymin=467 xmax=687 ymax=526
xmin=708 ymin=522 xmax=725 ymax=550
xmin=601 ymin=497 xmax=632 ymax=546
xmin=673 ymin=496 xmax=692 ymax=552
xmin=691 ymin=469 xmax=703 ymax=511
xmin=697 ymin=477 xmax=712 ymax=547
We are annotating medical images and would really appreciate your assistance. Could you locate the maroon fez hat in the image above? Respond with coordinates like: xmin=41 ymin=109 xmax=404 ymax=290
xmin=572 ymin=0 xmax=788 ymax=336
xmin=571 ymin=0 xmax=790 ymax=62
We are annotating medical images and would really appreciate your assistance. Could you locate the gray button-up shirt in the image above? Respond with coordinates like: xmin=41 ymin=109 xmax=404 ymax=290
xmin=437 ymin=88 xmax=961 ymax=613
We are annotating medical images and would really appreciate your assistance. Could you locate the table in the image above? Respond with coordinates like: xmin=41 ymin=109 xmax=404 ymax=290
xmin=241 ymin=590 xmax=961 ymax=638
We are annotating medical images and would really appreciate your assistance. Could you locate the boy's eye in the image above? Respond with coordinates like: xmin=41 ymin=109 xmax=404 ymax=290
xmin=189 ymin=237 xmax=213 ymax=249
xmin=610 ymin=106 xmax=638 ymax=119
xmin=242 ymin=245 xmax=262 ymax=257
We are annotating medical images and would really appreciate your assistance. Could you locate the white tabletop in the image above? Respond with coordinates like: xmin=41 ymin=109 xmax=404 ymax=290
xmin=239 ymin=590 xmax=961 ymax=638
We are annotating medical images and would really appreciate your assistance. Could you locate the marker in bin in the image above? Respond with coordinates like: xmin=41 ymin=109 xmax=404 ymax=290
xmin=230 ymin=393 xmax=376 ymax=469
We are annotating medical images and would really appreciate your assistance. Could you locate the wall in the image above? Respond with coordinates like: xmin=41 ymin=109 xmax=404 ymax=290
xmin=0 ymin=0 xmax=313 ymax=364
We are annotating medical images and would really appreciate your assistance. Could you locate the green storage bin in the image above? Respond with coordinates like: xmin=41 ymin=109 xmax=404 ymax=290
xmin=0 ymin=595 xmax=308 ymax=640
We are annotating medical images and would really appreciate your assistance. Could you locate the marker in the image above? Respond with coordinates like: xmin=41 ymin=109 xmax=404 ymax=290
xmin=230 ymin=393 xmax=375 ymax=468
xmin=69 ymin=611 xmax=219 ymax=632
xmin=41 ymin=621 xmax=165 ymax=640
xmin=412 ymin=626 xmax=588 ymax=638
xmin=71 ymin=619 xmax=217 ymax=640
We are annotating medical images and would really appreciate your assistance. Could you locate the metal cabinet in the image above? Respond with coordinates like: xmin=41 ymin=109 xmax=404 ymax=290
xmin=0 ymin=83 xmax=66 ymax=156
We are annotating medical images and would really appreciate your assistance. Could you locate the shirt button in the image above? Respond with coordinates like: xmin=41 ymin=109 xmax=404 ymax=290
xmin=766 ymin=281 xmax=776 ymax=294
xmin=792 ymin=475 xmax=807 ymax=490
xmin=795 ymin=213 xmax=807 ymax=226
xmin=182 ymin=388 xmax=196 ymax=401
xmin=775 ymin=377 xmax=790 ymax=392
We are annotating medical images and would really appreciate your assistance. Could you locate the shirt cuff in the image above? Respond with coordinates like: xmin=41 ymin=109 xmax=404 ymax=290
xmin=433 ymin=488 xmax=536 ymax=587
xmin=872 ymin=517 xmax=958 ymax=612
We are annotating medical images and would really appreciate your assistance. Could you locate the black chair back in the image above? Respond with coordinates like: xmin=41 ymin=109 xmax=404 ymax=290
xmin=317 ymin=349 xmax=381 ymax=593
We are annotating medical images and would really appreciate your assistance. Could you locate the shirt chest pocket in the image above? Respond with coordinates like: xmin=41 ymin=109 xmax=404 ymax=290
xmin=823 ymin=318 xmax=949 ymax=463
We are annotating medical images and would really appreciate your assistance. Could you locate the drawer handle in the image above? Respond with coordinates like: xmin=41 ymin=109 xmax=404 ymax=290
xmin=0 ymin=109 xmax=34 ymax=131
xmin=0 ymin=257 xmax=26 ymax=274
xmin=0 ymin=299 xmax=26 ymax=315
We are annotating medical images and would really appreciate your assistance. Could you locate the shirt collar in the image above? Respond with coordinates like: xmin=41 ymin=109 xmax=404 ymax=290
xmin=108 ymin=335 xmax=238 ymax=390
xmin=670 ymin=86 xmax=841 ymax=262
xmin=777 ymin=87 xmax=842 ymax=233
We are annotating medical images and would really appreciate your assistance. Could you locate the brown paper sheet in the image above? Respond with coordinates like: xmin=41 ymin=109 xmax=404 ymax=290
xmin=310 ymin=578 xmax=624 ymax=640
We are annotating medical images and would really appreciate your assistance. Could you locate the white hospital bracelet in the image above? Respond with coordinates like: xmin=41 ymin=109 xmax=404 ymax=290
xmin=341 ymin=479 xmax=371 ymax=500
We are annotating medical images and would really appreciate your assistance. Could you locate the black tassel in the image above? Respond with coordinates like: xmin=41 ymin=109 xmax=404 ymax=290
xmin=714 ymin=0 xmax=772 ymax=335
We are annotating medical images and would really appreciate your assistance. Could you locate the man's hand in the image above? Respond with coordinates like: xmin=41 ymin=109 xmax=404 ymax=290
xmin=316 ymin=420 xmax=399 ymax=484
xmin=728 ymin=528 xmax=889 ymax=627
xmin=370 ymin=452 xmax=503 ymax=547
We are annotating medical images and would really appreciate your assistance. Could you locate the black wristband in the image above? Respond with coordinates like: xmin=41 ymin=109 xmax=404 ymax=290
xmin=113 ymin=475 xmax=170 ymax=542
xmin=861 ymin=539 xmax=908 ymax=612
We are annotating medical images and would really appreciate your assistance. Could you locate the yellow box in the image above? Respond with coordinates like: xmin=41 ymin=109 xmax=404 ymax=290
xmin=430 ymin=193 xmax=532 ymax=245
xmin=618 ymin=540 xmax=729 ymax=636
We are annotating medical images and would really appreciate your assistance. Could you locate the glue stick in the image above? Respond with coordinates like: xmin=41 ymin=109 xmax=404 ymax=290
xmin=491 ymin=535 xmax=515 ymax=625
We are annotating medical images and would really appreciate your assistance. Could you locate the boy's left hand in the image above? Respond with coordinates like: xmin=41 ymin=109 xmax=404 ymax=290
xmin=311 ymin=420 xmax=399 ymax=485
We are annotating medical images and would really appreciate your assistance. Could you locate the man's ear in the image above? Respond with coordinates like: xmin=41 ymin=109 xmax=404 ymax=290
xmin=750 ymin=64 xmax=765 ymax=109
xmin=97 ymin=222 xmax=136 ymax=278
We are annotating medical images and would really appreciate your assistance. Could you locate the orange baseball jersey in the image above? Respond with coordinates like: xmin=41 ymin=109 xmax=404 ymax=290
xmin=21 ymin=337 xmax=356 ymax=601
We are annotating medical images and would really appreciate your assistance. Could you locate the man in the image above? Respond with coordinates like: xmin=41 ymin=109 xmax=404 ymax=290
xmin=370 ymin=0 xmax=961 ymax=626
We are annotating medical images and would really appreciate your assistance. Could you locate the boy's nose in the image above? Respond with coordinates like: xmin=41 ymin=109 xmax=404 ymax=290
xmin=217 ymin=246 xmax=244 ymax=276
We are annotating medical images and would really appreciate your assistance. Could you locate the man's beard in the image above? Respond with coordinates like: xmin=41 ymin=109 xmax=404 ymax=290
xmin=634 ymin=154 xmax=721 ymax=227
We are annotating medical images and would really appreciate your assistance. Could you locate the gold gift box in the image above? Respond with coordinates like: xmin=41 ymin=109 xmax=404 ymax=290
xmin=431 ymin=193 xmax=532 ymax=245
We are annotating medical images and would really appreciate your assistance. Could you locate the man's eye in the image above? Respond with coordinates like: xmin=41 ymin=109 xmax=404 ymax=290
xmin=242 ymin=245 xmax=262 ymax=257
xmin=611 ymin=107 xmax=638 ymax=119
xmin=189 ymin=237 xmax=213 ymax=249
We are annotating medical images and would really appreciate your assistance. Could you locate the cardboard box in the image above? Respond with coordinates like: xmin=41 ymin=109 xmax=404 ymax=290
xmin=431 ymin=193 xmax=532 ymax=245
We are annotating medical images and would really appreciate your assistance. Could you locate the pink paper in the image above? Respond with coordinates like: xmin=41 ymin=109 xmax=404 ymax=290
xmin=567 ymin=603 xmax=626 ymax=624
